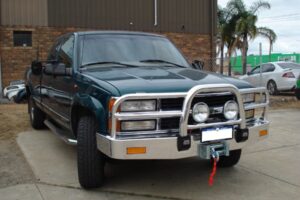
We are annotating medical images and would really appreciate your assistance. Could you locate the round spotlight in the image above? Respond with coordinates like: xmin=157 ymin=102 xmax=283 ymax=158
xmin=192 ymin=102 xmax=210 ymax=123
xmin=224 ymin=100 xmax=239 ymax=120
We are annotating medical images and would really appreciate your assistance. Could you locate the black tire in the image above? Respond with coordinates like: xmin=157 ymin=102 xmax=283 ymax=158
xmin=28 ymin=96 xmax=45 ymax=129
xmin=77 ymin=115 xmax=105 ymax=189
xmin=296 ymin=89 xmax=300 ymax=100
xmin=267 ymin=80 xmax=278 ymax=95
xmin=217 ymin=149 xmax=242 ymax=168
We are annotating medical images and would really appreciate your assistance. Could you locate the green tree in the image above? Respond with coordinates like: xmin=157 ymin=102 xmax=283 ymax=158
xmin=217 ymin=6 xmax=242 ymax=76
xmin=227 ymin=0 xmax=275 ymax=74
xmin=257 ymin=27 xmax=277 ymax=61
xmin=217 ymin=7 xmax=230 ymax=75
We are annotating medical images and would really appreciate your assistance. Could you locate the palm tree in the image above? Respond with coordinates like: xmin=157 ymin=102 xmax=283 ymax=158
xmin=217 ymin=6 xmax=240 ymax=76
xmin=257 ymin=27 xmax=277 ymax=61
xmin=217 ymin=7 xmax=230 ymax=75
xmin=227 ymin=0 xmax=274 ymax=74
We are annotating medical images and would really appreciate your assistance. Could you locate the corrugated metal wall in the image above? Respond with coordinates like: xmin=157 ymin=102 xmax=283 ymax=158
xmin=47 ymin=0 xmax=215 ymax=34
xmin=48 ymin=0 xmax=154 ymax=31
xmin=1 ymin=0 xmax=48 ymax=26
xmin=0 ymin=0 xmax=216 ymax=34
xmin=158 ymin=0 xmax=211 ymax=34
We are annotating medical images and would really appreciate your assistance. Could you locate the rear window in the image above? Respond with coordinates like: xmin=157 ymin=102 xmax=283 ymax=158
xmin=278 ymin=63 xmax=300 ymax=69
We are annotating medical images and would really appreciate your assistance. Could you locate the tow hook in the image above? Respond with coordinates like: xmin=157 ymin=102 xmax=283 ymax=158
xmin=210 ymin=146 xmax=220 ymax=162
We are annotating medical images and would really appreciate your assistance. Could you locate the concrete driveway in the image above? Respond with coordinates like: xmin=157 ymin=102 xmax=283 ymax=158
xmin=1 ymin=109 xmax=300 ymax=200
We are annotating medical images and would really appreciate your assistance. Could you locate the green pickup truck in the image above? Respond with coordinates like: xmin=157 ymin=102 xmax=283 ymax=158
xmin=26 ymin=31 xmax=270 ymax=188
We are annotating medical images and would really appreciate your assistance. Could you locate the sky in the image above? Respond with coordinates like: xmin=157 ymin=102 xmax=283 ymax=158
xmin=218 ymin=0 xmax=300 ymax=55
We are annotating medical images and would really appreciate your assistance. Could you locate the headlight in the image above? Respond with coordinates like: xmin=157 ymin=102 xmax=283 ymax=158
xmin=242 ymin=93 xmax=255 ymax=103
xmin=121 ymin=120 xmax=156 ymax=131
xmin=224 ymin=100 xmax=239 ymax=120
xmin=192 ymin=102 xmax=210 ymax=123
xmin=120 ymin=100 xmax=156 ymax=112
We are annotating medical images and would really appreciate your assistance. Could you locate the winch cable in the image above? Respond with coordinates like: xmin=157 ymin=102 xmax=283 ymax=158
xmin=208 ymin=148 xmax=219 ymax=186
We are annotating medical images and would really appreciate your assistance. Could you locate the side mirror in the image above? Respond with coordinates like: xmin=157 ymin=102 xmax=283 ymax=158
xmin=192 ymin=60 xmax=204 ymax=70
xmin=31 ymin=60 xmax=43 ymax=75
xmin=44 ymin=63 xmax=72 ymax=76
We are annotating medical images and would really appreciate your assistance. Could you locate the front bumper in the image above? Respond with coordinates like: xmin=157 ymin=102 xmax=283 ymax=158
xmin=97 ymin=120 xmax=269 ymax=160
xmin=98 ymin=84 xmax=269 ymax=160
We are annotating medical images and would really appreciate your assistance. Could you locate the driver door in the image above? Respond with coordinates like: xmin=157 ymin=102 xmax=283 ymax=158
xmin=49 ymin=35 xmax=75 ymax=129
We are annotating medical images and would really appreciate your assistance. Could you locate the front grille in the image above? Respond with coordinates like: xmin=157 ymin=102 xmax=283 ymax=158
xmin=160 ymin=94 xmax=235 ymax=130
xmin=160 ymin=117 xmax=180 ymax=130
xmin=161 ymin=95 xmax=235 ymax=111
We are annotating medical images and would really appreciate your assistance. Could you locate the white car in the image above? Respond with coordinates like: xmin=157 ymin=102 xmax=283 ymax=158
xmin=240 ymin=62 xmax=300 ymax=95
xmin=3 ymin=84 xmax=25 ymax=100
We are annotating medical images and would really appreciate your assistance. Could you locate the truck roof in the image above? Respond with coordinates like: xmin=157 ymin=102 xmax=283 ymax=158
xmin=75 ymin=31 xmax=165 ymax=38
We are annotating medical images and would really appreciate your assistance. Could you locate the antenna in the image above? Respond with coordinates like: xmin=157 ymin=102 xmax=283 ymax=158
xmin=36 ymin=42 xmax=40 ymax=61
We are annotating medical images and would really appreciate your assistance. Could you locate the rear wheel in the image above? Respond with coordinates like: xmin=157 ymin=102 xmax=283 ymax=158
xmin=217 ymin=149 xmax=242 ymax=168
xmin=28 ymin=96 xmax=45 ymax=129
xmin=77 ymin=115 xmax=105 ymax=189
xmin=267 ymin=80 xmax=278 ymax=95
xmin=296 ymin=89 xmax=300 ymax=100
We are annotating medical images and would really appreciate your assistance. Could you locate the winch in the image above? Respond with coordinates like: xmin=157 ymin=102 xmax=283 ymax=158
xmin=198 ymin=142 xmax=230 ymax=160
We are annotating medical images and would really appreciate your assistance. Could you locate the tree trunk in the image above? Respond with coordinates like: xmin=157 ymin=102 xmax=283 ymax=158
xmin=228 ymin=49 xmax=232 ymax=76
xmin=242 ymin=35 xmax=248 ymax=75
xmin=220 ymin=42 xmax=224 ymax=75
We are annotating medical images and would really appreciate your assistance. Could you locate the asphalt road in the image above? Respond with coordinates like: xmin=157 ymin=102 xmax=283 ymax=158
xmin=1 ymin=109 xmax=300 ymax=200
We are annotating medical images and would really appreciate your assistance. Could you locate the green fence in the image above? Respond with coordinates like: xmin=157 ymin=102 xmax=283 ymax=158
xmin=231 ymin=53 xmax=300 ymax=73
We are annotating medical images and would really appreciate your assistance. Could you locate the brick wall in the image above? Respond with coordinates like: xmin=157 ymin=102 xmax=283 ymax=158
xmin=0 ymin=26 xmax=212 ymax=87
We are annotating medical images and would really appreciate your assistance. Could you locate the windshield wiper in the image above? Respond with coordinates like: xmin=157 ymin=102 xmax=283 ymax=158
xmin=80 ymin=61 xmax=139 ymax=68
xmin=139 ymin=59 xmax=186 ymax=68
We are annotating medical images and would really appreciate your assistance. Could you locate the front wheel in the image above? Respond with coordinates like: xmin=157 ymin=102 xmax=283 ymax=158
xmin=217 ymin=149 xmax=242 ymax=168
xmin=77 ymin=115 xmax=105 ymax=189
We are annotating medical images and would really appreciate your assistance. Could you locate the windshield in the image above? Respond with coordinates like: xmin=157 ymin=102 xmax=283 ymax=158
xmin=278 ymin=62 xmax=300 ymax=69
xmin=80 ymin=34 xmax=190 ymax=67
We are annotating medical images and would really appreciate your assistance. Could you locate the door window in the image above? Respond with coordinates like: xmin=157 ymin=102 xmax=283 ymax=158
xmin=58 ymin=36 xmax=74 ymax=68
xmin=262 ymin=64 xmax=275 ymax=73
xmin=48 ymin=39 xmax=63 ymax=61
xmin=251 ymin=66 xmax=261 ymax=74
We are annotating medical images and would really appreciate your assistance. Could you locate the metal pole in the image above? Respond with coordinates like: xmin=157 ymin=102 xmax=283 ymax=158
xmin=154 ymin=0 xmax=158 ymax=26
xmin=259 ymin=43 xmax=263 ymax=87
xmin=259 ymin=43 xmax=263 ymax=99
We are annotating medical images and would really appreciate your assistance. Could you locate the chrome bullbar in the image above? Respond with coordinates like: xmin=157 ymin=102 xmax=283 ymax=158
xmin=110 ymin=84 xmax=269 ymax=138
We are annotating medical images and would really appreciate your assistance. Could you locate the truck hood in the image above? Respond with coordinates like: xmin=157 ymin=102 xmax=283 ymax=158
xmin=84 ymin=67 xmax=253 ymax=95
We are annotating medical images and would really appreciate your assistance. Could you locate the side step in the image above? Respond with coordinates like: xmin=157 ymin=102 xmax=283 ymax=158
xmin=44 ymin=119 xmax=77 ymax=145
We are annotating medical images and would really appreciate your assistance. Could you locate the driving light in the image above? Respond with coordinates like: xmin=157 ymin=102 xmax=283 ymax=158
xmin=192 ymin=102 xmax=210 ymax=123
xmin=224 ymin=100 xmax=239 ymax=120
xmin=242 ymin=93 xmax=255 ymax=103
xmin=120 ymin=100 xmax=156 ymax=112
xmin=121 ymin=120 xmax=156 ymax=131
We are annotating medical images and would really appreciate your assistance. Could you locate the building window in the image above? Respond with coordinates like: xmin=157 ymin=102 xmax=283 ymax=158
xmin=13 ymin=31 xmax=32 ymax=47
